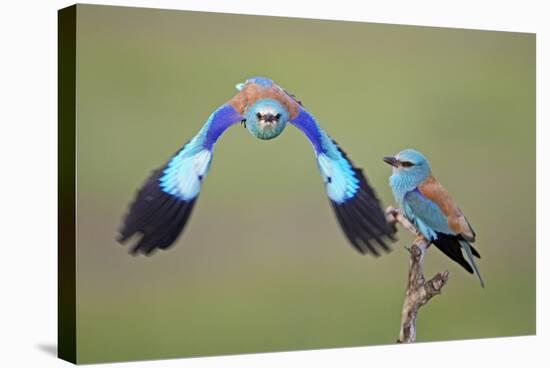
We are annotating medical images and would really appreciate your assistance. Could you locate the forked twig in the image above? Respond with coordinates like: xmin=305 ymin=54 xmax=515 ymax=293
xmin=385 ymin=206 xmax=450 ymax=343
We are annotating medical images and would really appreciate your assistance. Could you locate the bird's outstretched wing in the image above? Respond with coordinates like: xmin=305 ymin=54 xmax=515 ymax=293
xmin=290 ymin=107 xmax=396 ymax=256
xmin=117 ymin=103 xmax=243 ymax=255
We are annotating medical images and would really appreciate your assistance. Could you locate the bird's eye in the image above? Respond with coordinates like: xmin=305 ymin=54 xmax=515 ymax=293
xmin=256 ymin=112 xmax=262 ymax=119
xmin=275 ymin=113 xmax=281 ymax=120
xmin=401 ymin=161 xmax=415 ymax=167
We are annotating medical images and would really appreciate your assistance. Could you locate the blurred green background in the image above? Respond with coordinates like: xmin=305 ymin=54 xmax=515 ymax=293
xmin=74 ymin=4 xmax=535 ymax=364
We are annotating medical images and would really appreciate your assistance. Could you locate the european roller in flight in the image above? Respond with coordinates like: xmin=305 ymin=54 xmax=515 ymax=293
xmin=383 ymin=149 xmax=484 ymax=287
xmin=118 ymin=77 xmax=396 ymax=256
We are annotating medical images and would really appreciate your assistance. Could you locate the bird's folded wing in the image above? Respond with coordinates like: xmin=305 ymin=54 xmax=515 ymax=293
xmin=404 ymin=189 xmax=483 ymax=286
xmin=417 ymin=176 xmax=476 ymax=241
xmin=118 ymin=103 xmax=244 ymax=255
xmin=290 ymin=107 xmax=395 ymax=256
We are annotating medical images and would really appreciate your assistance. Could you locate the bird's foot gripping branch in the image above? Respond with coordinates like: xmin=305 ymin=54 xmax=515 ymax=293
xmin=385 ymin=206 xmax=450 ymax=343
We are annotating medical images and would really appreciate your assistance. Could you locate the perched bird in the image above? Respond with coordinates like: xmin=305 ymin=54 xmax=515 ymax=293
xmin=383 ymin=149 xmax=484 ymax=287
xmin=118 ymin=77 xmax=395 ymax=256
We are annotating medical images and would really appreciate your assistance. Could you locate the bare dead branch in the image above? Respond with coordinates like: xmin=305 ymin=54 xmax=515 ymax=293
xmin=385 ymin=206 xmax=450 ymax=343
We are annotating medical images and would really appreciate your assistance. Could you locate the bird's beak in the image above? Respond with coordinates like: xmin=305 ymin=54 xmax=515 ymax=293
xmin=383 ymin=156 xmax=399 ymax=167
xmin=263 ymin=113 xmax=276 ymax=123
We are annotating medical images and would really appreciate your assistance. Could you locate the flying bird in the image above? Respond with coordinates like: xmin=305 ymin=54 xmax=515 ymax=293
xmin=118 ymin=76 xmax=395 ymax=256
xmin=383 ymin=149 xmax=484 ymax=287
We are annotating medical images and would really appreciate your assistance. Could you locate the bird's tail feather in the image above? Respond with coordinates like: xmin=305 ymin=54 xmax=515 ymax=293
xmin=459 ymin=239 xmax=485 ymax=288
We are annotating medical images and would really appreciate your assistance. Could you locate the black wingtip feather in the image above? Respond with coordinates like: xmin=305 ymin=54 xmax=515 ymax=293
xmin=329 ymin=142 xmax=397 ymax=256
xmin=118 ymin=168 xmax=197 ymax=256
xmin=331 ymin=202 xmax=369 ymax=255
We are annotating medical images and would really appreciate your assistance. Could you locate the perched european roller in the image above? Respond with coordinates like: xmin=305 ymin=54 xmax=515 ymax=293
xmin=118 ymin=77 xmax=395 ymax=256
xmin=383 ymin=149 xmax=483 ymax=287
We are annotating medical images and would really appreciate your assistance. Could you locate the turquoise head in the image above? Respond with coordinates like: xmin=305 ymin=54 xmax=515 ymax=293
xmin=243 ymin=98 xmax=289 ymax=140
xmin=384 ymin=149 xmax=432 ymax=200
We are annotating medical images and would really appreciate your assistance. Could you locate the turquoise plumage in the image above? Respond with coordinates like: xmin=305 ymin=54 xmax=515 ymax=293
xmin=384 ymin=149 xmax=484 ymax=287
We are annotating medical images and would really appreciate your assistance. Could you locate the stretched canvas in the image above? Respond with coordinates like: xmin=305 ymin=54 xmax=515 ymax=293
xmin=58 ymin=4 xmax=536 ymax=364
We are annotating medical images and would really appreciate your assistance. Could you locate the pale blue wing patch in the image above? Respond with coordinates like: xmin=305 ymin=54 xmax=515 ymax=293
xmin=317 ymin=153 xmax=360 ymax=204
xmin=160 ymin=145 xmax=212 ymax=201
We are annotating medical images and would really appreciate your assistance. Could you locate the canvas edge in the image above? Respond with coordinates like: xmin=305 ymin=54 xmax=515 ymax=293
xmin=58 ymin=4 xmax=77 ymax=365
